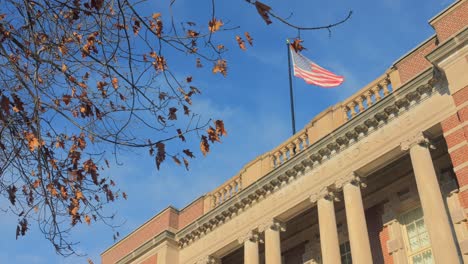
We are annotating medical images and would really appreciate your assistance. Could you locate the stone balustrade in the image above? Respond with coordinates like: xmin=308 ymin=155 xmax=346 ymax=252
xmin=210 ymin=175 xmax=242 ymax=208
xmin=205 ymin=73 xmax=398 ymax=211
xmin=270 ymin=131 xmax=309 ymax=168
xmin=343 ymin=74 xmax=392 ymax=121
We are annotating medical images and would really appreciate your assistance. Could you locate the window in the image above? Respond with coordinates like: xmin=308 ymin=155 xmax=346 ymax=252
xmin=340 ymin=241 xmax=352 ymax=264
xmin=401 ymin=207 xmax=433 ymax=264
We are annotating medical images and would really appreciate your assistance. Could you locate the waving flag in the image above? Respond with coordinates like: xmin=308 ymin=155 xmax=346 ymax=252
xmin=290 ymin=46 xmax=344 ymax=88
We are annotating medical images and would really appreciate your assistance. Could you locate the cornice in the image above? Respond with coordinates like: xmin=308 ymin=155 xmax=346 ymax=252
xmin=175 ymin=67 xmax=440 ymax=249
xmin=426 ymin=27 xmax=468 ymax=64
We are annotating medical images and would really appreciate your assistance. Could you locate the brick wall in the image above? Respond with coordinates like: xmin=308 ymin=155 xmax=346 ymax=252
xmin=102 ymin=208 xmax=178 ymax=264
xmin=442 ymin=86 xmax=468 ymax=208
xmin=178 ymin=198 xmax=205 ymax=229
xmin=365 ymin=204 xmax=393 ymax=264
xmin=102 ymin=197 xmax=206 ymax=264
xmin=431 ymin=0 xmax=468 ymax=43
xmin=141 ymin=254 xmax=158 ymax=264
xmin=394 ymin=39 xmax=437 ymax=85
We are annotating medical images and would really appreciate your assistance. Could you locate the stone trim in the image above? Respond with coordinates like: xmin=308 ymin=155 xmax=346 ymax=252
xmin=400 ymin=131 xmax=434 ymax=151
xmin=237 ymin=230 xmax=263 ymax=244
xmin=115 ymin=230 xmax=176 ymax=264
xmin=426 ymin=27 xmax=468 ymax=64
xmin=176 ymin=67 xmax=440 ymax=248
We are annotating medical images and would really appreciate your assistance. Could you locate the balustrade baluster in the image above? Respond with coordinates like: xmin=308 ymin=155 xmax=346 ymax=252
xmin=216 ymin=192 xmax=221 ymax=206
xmin=274 ymin=152 xmax=282 ymax=165
xmin=287 ymin=143 xmax=295 ymax=157
xmin=381 ymin=79 xmax=390 ymax=96
xmin=349 ymin=102 xmax=357 ymax=117
xmin=230 ymin=182 xmax=237 ymax=195
xmin=294 ymin=138 xmax=301 ymax=153
xmin=282 ymin=147 xmax=289 ymax=161
xmin=372 ymin=86 xmax=381 ymax=101
xmin=365 ymin=91 xmax=373 ymax=107
xmin=357 ymin=97 xmax=365 ymax=112
xmin=300 ymin=134 xmax=308 ymax=148
xmin=236 ymin=178 xmax=242 ymax=191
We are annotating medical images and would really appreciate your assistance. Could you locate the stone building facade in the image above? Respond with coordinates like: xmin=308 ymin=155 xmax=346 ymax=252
xmin=102 ymin=1 xmax=468 ymax=263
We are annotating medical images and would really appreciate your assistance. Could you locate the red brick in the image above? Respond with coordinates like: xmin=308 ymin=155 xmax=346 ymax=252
xmin=459 ymin=188 xmax=468 ymax=208
xmin=366 ymin=204 xmax=393 ymax=263
xmin=395 ymin=39 xmax=437 ymax=85
xmin=448 ymin=144 xmax=468 ymax=168
xmin=102 ymin=208 xmax=178 ymax=264
xmin=141 ymin=254 xmax=158 ymax=264
xmin=453 ymin=86 xmax=468 ymax=107
xmin=441 ymin=114 xmax=462 ymax=132
xmin=459 ymin=105 xmax=468 ymax=122
xmin=432 ymin=1 xmax=468 ymax=43
xmin=178 ymin=198 xmax=204 ymax=229
xmin=455 ymin=165 xmax=468 ymax=189
xmin=445 ymin=128 xmax=466 ymax=149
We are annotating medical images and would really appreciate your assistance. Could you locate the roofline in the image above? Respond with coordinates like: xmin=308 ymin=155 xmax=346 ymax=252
xmin=429 ymin=0 xmax=464 ymax=25
xmin=392 ymin=35 xmax=437 ymax=66
xmin=101 ymin=194 xmax=206 ymax=256
xmin=101 ymin=206 xmax=177 ymax=256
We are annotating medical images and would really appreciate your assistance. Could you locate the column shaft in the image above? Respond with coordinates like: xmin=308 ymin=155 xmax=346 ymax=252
xmin=343 ymin=182 xmax=373 ymax=264
xmin=244 ymin=239 xmax=259 ymax=264
xmin=317 ymin=197 xmax=341 ymax=264
xmin=409 ymin=144 xmax=460 ymax=263
xmin=265 ymin=227 xmax=282 ymax=264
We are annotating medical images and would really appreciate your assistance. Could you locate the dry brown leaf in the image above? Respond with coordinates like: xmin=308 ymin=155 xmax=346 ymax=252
xmin=111 ymin=77 xmax=118 ymax=90
xmin=208 ymin=18 xmax=223 ymax=33
xmin=212 ymin=59 xmax=227 ymax=77
xmin=200 ymin=136 xmax=210 ymax=156
xmin=245 ymin=32 xmax=253 ymax=46
xmin=255 ymin=1 xmax=272 ymax=25
xmin=236 ymin=36 xmax=246 ymax=51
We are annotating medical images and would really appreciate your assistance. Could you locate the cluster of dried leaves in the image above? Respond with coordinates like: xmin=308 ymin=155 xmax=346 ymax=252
xmin=0 ymin=0 xmax=232 ymax=256
xmin=0 ymin=0 xmax=350 ymax=257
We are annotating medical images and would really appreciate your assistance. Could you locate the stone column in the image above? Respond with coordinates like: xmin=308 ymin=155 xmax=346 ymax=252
xmin=402 ymin=133 xmax=460 ymax=263
xmin=196 ymin=256 xmax=220 ymax=264
xmin=341 ymin=175 xmax=373 ymax=264
xmin=263 ymin=220 xmax=284 ymax=264
xmin=239 ymin=231 xmax=261 ymax=264
xmin=315 ymin=190 xmax=341 ymax=264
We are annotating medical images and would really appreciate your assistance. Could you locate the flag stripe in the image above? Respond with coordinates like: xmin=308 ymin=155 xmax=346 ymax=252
xmin=293 ymin=70 xmax=343 ymax=87
xmin=294 ymin=67 xmax=344 ymax=83
xmin=290 ymin=46 xmax=344 ymax=88
xmin=294 ymin=68 xmax=344 ymax=82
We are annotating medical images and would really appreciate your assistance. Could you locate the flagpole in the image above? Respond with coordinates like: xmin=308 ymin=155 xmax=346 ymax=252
xmin=286 ymin=40 xmax=296 ymax=135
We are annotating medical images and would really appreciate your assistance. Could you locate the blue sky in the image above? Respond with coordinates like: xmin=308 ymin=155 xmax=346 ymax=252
xmin=0 ymin=0 xmax=455 ymax=263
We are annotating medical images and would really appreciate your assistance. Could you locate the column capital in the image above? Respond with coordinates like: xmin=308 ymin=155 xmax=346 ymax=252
xmin=310 ymin=186 xmax=339 ymax=203
xmin=238 ymin=230 xmax=263 ymax=244
xmin=196 ymin=256 xmax=220 ymax=264
xmin=400 ymin=131 xmax=434 ymax=151
xmin=258 ymin=219 xmax=285 ymax=233
xmin=335 ymin=172 xmax=367 ymax=189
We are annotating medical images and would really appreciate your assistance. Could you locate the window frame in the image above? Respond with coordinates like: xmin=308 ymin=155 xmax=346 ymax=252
xmin=399 ymin=206 xmax=433 ymax=264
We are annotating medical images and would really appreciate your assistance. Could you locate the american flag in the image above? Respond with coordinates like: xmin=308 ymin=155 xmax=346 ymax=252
xmin=290 ymin=46 xmax=344 ymax=88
